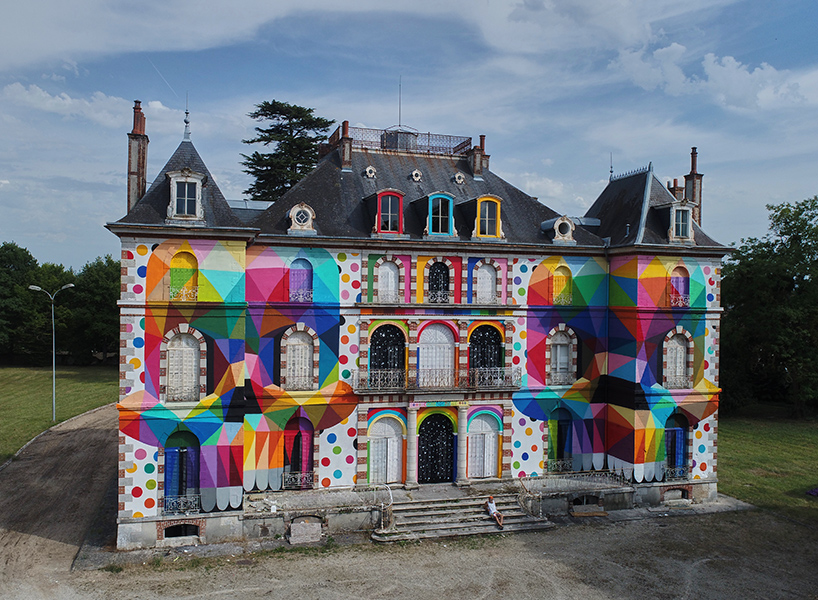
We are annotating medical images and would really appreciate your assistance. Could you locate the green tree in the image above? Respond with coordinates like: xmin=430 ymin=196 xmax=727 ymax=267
xmin=67 ymin=255 xmax=120 ymax=364
xmin=241 ymin=100 xmax=334 ymax=202
xmin=721 ymin=196 xmax=818 ymax=416
xmin=0 ymin=242 xmax=41 ymax=363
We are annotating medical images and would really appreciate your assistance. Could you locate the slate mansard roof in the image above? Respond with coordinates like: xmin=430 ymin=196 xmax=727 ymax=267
xmin=111 ymin=123 xmax=724 ymax=253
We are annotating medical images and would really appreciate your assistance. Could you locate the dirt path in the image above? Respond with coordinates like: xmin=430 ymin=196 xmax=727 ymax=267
xmin=0 ymin=404 xmax=118 ymax=598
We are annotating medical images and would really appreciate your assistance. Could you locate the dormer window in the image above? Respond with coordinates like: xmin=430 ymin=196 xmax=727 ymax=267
xmin=167 ymin=169 xmax=205 ymax=220
xmin=288 ymin=203 xmax=317 ymax=236
xmin=476 ymin=197 xmax=503 ymax=239
xmin=675 ymin=208 xmax=690 ymax=238
xmin=428 ymin=194 xmax=454 ymax=236
xmin=377 ymin=192 xmax=403 ymax=234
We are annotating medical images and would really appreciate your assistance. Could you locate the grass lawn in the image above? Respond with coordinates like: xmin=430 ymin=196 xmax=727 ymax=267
xmin=718 ymin=406 xmax=818 ymax=524
xmin=0 ymin=366 xmax=118 ymax=464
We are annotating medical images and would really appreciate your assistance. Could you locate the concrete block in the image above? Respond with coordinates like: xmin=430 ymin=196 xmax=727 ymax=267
xmin=290 ymin=522 xmax=322 ymax=544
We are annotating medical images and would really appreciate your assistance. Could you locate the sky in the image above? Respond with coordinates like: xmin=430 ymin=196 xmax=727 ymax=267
xmin=2 ymin=0 xmax=818 ymax=269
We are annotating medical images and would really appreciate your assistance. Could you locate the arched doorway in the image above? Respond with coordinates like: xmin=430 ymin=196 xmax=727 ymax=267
xmin=164 ymin=430 xmax=200 ymax=512
xmin=550 ymin=407 xmax=573 ymax=472
xmin=369 ymin=324 xmax=406 ymax=389
xmin=369 ymin=417 xmax=404 ymax=484
xmin=283 ymin=415 xmax=314 ymax=489
xmin=418 ymin=413 xmax=455 ymax=483
xmin=468 ymin=413 xmax=500 ymax=478
xmin=469 ymin=325 xmax=503 ymax=387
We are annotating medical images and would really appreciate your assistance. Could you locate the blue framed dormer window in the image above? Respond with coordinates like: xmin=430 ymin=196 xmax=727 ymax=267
xmin=377 ymin=192 xmax=403 ymax=234
xmin=428 ymin=194 xmax=453 ymax=235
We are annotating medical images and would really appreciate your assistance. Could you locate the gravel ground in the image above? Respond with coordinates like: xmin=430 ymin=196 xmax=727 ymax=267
xmin=1 ymin=405 xmax=816 ymax=600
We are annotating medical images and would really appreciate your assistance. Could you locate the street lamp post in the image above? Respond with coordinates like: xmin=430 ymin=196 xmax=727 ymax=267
xmin=28 ymin=283 xmax=74 ymax=422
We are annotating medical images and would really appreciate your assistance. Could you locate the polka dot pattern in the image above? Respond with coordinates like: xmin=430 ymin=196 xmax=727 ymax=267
xmin=692 ymin=416 xmax=716 ymax=479
xmin=510 ymin=411 xmax=542 ymax=477
xmin=122 ymin=435 xmax=159 ymax=518
xmin=318 ymin=420 xmax=357 ymax=488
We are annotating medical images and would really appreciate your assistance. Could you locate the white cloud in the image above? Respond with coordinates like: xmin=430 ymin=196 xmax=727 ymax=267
xmin=3 ymin=83 xmax=131 ymax=128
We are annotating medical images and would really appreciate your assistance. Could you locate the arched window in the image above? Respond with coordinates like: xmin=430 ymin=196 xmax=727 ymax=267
xmin=289 ymin=258 xmax=313 ymax=303
xmin=369 ymin=417 xmax=404 ymax=484
xmin=428 ymin=262 xmax=450 ymax=303
xmin=553 ymin=266 xmax=572 ymax=305
xmin=669 ymin=266 xmax=690 ymax=307
xmin=418 ymin=324 xmax=456 ymax=388
xmin=549 ymin=331 xmax=574 ymax=386
xmin=170 ymin=251 xmax=198 ymax=301
xmin=469 ymin=325 xmax=503 ymax=387
xmin=164 ymin=431 xmax=200 ymax=513
xmin=429 ymin=195 xmax=452 ymax=235
xmin=283 ymin=415 xmax=314 ymax=489
xmin=665 ymin=333 xmax=691 ymax=389
xmin=475 ymin=263 xmax=497 ymax=304
xmin=378 ymin=193 xmax=402 ymax=234
xmin=284 ymin=331 xmax=314 ymax=390
xmin=167 ymin=333 xmax=201 ymax=402
xmin=549 ymin=407 xmax=573 ymax=472
xmin=664 ymin=413 xmax=689 ymax=479
xmin=477 ymin=198 xmax=500 ymax=238
xmin=369 ymin=325 xmax=406 ymax=389
xmin=468 ymin=413 xmax=500 ymax=479
xmin=377 ymin=261 xmax=400 ymax=304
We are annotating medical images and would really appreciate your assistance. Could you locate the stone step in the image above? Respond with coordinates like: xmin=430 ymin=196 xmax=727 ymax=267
xmin=371 ymin=520 xmax=555 ymax=543
xmin=394 ymin=514 xmax=538 ymax=530
xmin=391 ymin=494 xmax=519 ymax=511
xmin=392 ymin=503 xmax=522 ymax=519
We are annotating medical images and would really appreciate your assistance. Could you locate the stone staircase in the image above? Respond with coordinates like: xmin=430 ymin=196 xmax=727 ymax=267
xmin=371 ymin=493 xmax=554 ymax=542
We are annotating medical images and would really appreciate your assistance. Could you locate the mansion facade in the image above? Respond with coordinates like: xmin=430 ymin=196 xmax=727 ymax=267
xmin=108 ymin=103 xmax=725 ymax=548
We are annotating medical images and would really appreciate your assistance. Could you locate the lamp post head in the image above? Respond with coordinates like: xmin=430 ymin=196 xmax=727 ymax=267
xmin=61 ymin=283 xmax=75 ymax=291
xmin=28 ymin=285 xmax=43 ymax=292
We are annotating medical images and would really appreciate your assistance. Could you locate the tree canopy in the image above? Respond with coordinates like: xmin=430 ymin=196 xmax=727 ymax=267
xmin=241 ymin=100 xmax=335 ymax=202
xmin=721 ymin=196 xmax=818 ymax=416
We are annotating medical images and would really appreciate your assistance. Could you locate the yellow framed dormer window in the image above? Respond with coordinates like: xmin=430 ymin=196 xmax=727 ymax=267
xmin=476 ymin=197 xmax=503 ymax=238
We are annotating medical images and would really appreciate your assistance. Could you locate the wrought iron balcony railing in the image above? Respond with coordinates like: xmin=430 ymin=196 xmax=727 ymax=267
xmin=169 ymin=285 xmax=198 ymax=302
xmin=669 ymin=293 xmax=690 ymax=307
xmin=475 ymin=293 xmax=498 ymax=304
xmin=553 ymin=291 xmax=572 ymax=306
xmin=428 ymin=290 xmax=449 ymax=304
xmin=166 ymin=387 xmax=200 ymax=402
xmin=663 ymin=465 xmax=688 ymax=481
xmin=352 ymin=367 xmax=522 ymax=392
xmin=283 ymin=471 xmax=315 ymax=490
xmin=665 ymin=375 xmax=693 ymax=390
xmin=289 ymin=289 xmax=313 ymax=303
xmin=546 ymin=458 xmax=574 ymax=473
xmin=376 ymin=290 xmax=402 ymax=304
xmin=283 ymin=375 xmax=313 ymax=391
xmin=164 ymin=494 xmax=201 ymax=515
xmin=550 ymin=371 xmax=577 ymax=386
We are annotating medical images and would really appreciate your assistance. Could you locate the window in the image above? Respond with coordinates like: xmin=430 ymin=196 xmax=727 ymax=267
xmin=429 ymin=196 xmax=452 ymax=235
xmin=377 ymin=261 xmax=400 ymax=304
xmin=170 ymin=251 xmax=198 ymax=301
xmin=547 ymin=326 xmax=577 ymax=386
xmin=665 ymin=333 xmax=691 ymax=389
xmin=478 ymin=199 xmax=499 ymax=237
xmin=288 ymin=203 xmax=316 ymax=235
xmin=664 ymin=413 xmax=689 ymax=479
xmin=469 ymin=325 xmax=504 ymax=386
xmin=669 ymin=266 xmax=690 ymax=307
xmin=284 ymin=331 xmax=314 ymax=390
xmin=368 ymin=324 xmax=406 ymax=389
xmin=369 ymin=417 xmax=404 ymax=484
xmin=674 ymin=208 xmax=691 ymax=238
xmin=417 ymin=323 xmax=455 ymax=388
xmin=468 ymin=414 xmax=500 ymax=479
xmin=283 ymin=415 xmax=314 ymax=489
xmin=167 ymin=333 xmax=201 ymax=402
xmin=475 ymin=263 xmax=497 ymax=304
xmin=428 ymin=262 xmax=450 ymax=303
xmin=166 ymin=169 xmax=204 ymax=220
xmin=378 ymin=193 xmax=402 ymax=234
xmin=549 ymin=407 xmax=573 ymax=471
xmin=289 ymin=258 xmax=313 ymax=303
xmin=164 ymin=431 xmax=200 ymax=513
xmin=553 ymin=266 xmax=572 ymax=305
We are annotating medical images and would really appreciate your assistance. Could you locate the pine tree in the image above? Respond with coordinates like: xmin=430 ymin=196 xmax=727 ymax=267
xmin=241 ymin=100 xmax=334 ymax=202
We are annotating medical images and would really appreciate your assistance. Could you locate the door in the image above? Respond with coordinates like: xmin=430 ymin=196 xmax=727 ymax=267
xmin=418 ymin=413 xmax=454 ymax=483
xmin=418 ymin=324 xmax=455 ymax=387
xmin=369 ymin=417 xmax=403 ymax=484
xmin=468 ymin=413 xmax=499 ymax=478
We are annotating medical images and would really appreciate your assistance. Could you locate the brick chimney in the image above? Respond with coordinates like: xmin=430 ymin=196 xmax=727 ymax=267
xmin=667 ymin=178 xmax=684 ymax=201
xmin=127 ymin=100 xmax=149 ymax=213
xmin=683 ymin=147 xmax=703 ymax=225
xmin=340 ymin=120 xmax=353 ymax=172
xmin=467 ymin=135 xmax=489 ymax=179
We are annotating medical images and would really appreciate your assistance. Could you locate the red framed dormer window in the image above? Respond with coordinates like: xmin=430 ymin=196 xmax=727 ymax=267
xmin=377 ymin=192 xmax=403 ymax=234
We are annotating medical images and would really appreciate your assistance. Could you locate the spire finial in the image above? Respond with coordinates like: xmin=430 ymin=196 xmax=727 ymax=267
xmin=183 ymin=93 xmax=191 ymax=141
xmin=609 ymin=152 xmax=613 ymax=181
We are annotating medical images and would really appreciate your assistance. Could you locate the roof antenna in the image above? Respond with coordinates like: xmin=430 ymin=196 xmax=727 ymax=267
xmin=183 ymin=93 xmax=191 ymax=141
xmin=398 ymin=75 xmax=402 ymax=129
xmin=609 ymin=152 xmax=614 ymax=181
